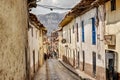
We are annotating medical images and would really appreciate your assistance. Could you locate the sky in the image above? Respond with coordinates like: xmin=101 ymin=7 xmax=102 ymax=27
xmin=31 ymin=0 xmax=80 ymax=15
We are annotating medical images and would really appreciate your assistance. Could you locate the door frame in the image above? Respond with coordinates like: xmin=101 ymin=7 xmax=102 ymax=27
xmin=82 ymin=51 xmax=85 ymax=71
xmin=105 ymin=50 xmax=118 ymax=80
xmin=92 ymin=52 xmax=96 ymax=77
xmin=33 ymin=50 xmax=35 ymax=73
xmin=77 ymin=51 xmax=80 ymax=68
xmin=73 ymin=50 xmax=75 ymax=67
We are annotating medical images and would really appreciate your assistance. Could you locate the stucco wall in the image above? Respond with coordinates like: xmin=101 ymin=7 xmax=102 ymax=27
xmin=78 ymin=8 xmax=97 ymax=65
xmin=62 ymin=19 xmax=76 ymax=58
xmin=39 ymin=29 xmax=44 ymax=66
xmin=76 ymin=7 xmax=106 ymax=68
xmin=28 ymin=23 xmax=40 ymax=78
xmin=105 ymin=0 xmax=120 ymax=73
xmin=0 ymin=0 xmax=28 ymax=80
xmin=75 ymin=7 xmax=106 ymax=80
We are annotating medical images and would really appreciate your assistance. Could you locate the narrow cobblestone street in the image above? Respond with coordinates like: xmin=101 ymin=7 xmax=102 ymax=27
xmin=1 ymin=0 xmax=120 ymax=80
xmin=34 ymin=62 xmax=47 ymax=80
xmin=34 ymin=59 xmax=81 ymax=80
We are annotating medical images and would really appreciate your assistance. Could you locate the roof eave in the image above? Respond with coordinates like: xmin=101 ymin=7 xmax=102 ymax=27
xmin=59 ymin=15 xmax=74 ymax=27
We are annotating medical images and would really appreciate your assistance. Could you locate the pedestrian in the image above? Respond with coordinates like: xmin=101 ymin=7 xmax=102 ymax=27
xmin=47 ymin=53 xmax=49 ymax=59
xmin=44 ymin=53 xmax=47 ymax=61
xmin=54 ymin=52 xmax=57 ymax=58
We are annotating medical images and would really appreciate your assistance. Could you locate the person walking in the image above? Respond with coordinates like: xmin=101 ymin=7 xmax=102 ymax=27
xmin=44 ymin=53 xmax=47 ymax=61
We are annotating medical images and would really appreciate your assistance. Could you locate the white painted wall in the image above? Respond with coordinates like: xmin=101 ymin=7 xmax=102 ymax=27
xmin=75 ymin=7 xmax=105 ymax=68
xmin=105 ymin=0 xmax=120 ymax=73
xmin=28 ymin=23 xmax=40 ymax=69
xmin=60 ymin=6 xmax=106 ymax=70
xmin=62 ymin=19 xmax=77 ymax=59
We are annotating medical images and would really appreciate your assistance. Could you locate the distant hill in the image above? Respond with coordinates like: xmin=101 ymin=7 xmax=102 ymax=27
xmin=37 ymin=12 xmax=66 ymax=36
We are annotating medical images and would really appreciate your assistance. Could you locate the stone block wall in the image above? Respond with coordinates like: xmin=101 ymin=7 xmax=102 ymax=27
xmin=0 ymin=0 xmax=28 ymax=80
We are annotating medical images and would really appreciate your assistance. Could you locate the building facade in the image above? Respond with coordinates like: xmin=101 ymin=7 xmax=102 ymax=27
xmin=51 ymin=30 xmax=59 ymax=57
xmin=28 ymin=13 xmax=47 ymax=79
xmin=59 ymin=0 xmax=114 ymax=80
xmin=39 ymin=26 xmax=47 ymax=66
xmin=75 ymin=7 xmax=106 ymax=80
xmin=105 ymin=0 xmax=120 ymax=79
xmin=28 ymin=13 xmax=40 ymax=79
xmin=0 ymin=0 xmax=29 ymax=80
xmin=58 ymin=28 xmax=63 ymax=59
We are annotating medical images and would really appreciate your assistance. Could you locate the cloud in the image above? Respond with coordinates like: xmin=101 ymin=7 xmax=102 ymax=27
xmin=31 ymin=0 xmax=80 ymax=15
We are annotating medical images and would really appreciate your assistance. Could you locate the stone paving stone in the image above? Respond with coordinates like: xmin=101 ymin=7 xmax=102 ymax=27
xmin=34 ymin=62 xmax=47 ymax=80
xmin=47 ymin=59 xmax=81 ymax=80
xmin=34 ymin=59 xmax=81 ymax=80
xmin=59 ymin=59 xmax=95 ymax=80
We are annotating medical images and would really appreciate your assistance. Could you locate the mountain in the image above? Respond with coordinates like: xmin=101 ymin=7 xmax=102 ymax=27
xmin=37 ymin=12 xmax=66 ymax=36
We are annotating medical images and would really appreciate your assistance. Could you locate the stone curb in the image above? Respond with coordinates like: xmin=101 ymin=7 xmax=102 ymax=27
xmin=59 ymin=60 xmax=83 ymax=80
xmin=46 ymin=60 xmax=50 ymax=80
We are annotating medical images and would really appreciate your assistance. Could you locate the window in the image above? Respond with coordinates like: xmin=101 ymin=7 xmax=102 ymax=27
xmin=92 ymin=18 xmax=96 ymax=45
xmin=39 ymin=30 xmax=41 ymax=37
xmin=31 ymin=27 xmax=33 ymax=37
xmin=76 ymin=23 xmax=79 ymax=42
xmin=73 ymin=25 xmax=74 ymax=33
xmin=82 ymin=21 xmax=85 ymax=42
xmin=67 ymin=30 xmax=69 ymax=43
xmin=73 ymin=50 xmax=75 ymax=59
xmin=69 ymin=29 xmax=71 ymax=43
xmin=111 ymin=0 xmax=116 ymax=11
xmin=36 ymin=30 xmax=37 ymax=38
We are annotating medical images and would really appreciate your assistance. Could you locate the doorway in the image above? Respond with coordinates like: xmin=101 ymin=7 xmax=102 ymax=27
xmin=33 ymin=50 xmax=35 ymax=73
xmin=82 ymin=51 xmax=85 ymax=71
xmin=73 ymin=50 xmax=75 ymax=67
xmin=106 ymin=51 xmax=118 ymax=80
xmin=77 ymin=51 xmax=80 ymax=68
xmin=38 ymin=51 xmax=40 ymax=67
xmin=92 ymin=52 xmax=96 ymax=77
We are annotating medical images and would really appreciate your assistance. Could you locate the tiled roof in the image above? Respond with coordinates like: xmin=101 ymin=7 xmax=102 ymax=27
xmin=29 ymin=13 xmax=46 ymax=29
xmin=59 ymin=0 xmax=110 ymax=27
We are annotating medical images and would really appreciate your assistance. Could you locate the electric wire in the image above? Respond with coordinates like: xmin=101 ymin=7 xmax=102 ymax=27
xmin=36 ymin=3 xmax=92 ymax=11
xmin=37 ymin=4 xmax=72 ymax=10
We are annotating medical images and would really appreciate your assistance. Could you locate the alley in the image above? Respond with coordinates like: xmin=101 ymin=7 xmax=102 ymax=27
xmin=34 ymin=59 xmax=81 ymax=80
xmin=1 ymin=0 xmax=120 ymax=80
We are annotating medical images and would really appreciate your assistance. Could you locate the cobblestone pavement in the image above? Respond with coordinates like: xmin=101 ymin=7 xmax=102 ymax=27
xmin=34 ymin=62 xmax=47 ymax=80
xmin=34 ymin=59 xmax=81 ymax=80
xmin=48 ymin=59 xmax=81 ymax=80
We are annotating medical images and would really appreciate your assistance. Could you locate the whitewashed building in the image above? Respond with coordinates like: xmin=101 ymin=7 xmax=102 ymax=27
xmin=59 ymin=0 xmax=107 ymax=80
xmin=28 ymin=13 xmax=47 ymax=79
xmin=105 ymin=0 xmax=120 ymax=79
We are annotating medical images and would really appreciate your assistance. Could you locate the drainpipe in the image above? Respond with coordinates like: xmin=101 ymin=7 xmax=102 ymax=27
xmin=92 ymin=0 xmax=106 ymax=55
xmin=26 ymin=1 xmax=30 ymax=80
xmin=95 ymin=1 xmax=107 ymax=79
